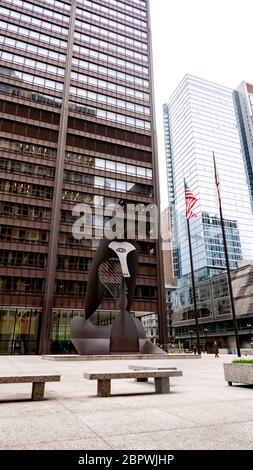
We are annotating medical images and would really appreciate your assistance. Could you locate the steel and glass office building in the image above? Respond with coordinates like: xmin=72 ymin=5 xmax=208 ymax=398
xmin=233 ymin=81 xmax=253 ymax=208
xmin=0 ymin=0 xmax=167 ymax=354
xmin=171 ymin=261 xmax=253 ymax=350
xmin=163 ymin=75 xmax=253 ymax=283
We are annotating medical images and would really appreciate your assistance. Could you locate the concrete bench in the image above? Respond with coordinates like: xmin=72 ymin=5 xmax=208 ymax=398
xmin=0 ymin=375 xmax=61 ymax=401
xmin=128 ymin=364 xmax=177 ymax=382
xmin=83 ymin=370 xmax=183 ymax=397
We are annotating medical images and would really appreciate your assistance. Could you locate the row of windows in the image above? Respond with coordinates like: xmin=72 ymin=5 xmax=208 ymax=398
xmin=73 ymin=42 xmax=147 ymax=75
xmin=0 ymin=138 xmax=57 ymax=159
xmin=93 ymin=0 xmax=146 ymax=17
xmin=206 ymin=250 xmax=242 ymax=259
xmin=0 ymin=139 xmax=152 ymax=179
xmin=63 ymin=173 xmax=152 ymax=196
xmin=202 ymin=216 xmax=238 ymax=229
xmin=98 ymin=0 xmax=146 ymax=12
xmin=0 ymin=20 xmax=68 ymax=48
xmin=0 ymin=226 xmax=49 ymax=245
xmin=0 ymin=157 xmax=55 ymax=179
xmin=204 ymin=235 xmax=241 ymax=246
xmin=0 ymin=180 xmax=54 ymax=200
xmin=75 ymin=19 xmax=146 ymax=50
xmin=205 ymin=242 xmax=242 ymax=252
xmin=0 ymin=51 xmax=65 ymax=77
xmin=0 ymin=35 xmax=66 ymax=62
xmin=0 ymin=221 xmax=156 ymax=256
xmin=1 ymin=200 xmax=157 ymax=227
xmin=0 ymin=276 xmax=157 ymax=298
xmin=77 ymin=1 xmax=146 ymax=29
xmin=0 ymin=7 xmax=69 ymax=36
xmin=71 ymin=68 xmax=148 ymax=102
xmin=0 ymin=81 xmax=62 ymax=108
xmin=76 ymin=9 xmax=147 ymax=38
xmin=0 ymin=250 xmax=46 ymax=268
xmin=0 ymin=74 xmax=150 ymax=131
xmin=57 ymin=256 xmax=90 ymax=272
xmin=0 ymin=276 xmax=44 ymax=293
xmin=207 ymin=258 xmax=239 ymax=268
xmin=65 ymin=153 xmax=152 ymax=179
xmin=72 ymin=51 xmax=148 ymax=87
xmin=0 ymin=226 xmax=145 ymax=249
xmin=61 ymin=190 xmax=109 ymax=204
xmin=203 ymin=232 xmax=241 ymax=243
xmin=70 ymin=82 xmax=150 ymax=115
xmin=56 ymin=280 xmax=85 ymax=295
xmin=0 ymin=201 xmax=51 ymax=221
xmin=42 ymin=0 xmax=71 ymax=12
xmin=0 ymin=66 xmax=64 ymax=92
xmin=69 ymin=87 xmax=150 ymax=125
xmin=0 ymin=178 xmax=151 ymax=204
xmin=59 ymin=232 xmax=98 ymax=248
xmin=74 ymin=32 xmax=147 ymax=63
xmin=0 ymin=250 xmax=99 ymax=274
xmin=0 ymin=252 xmax=123 ymax=271
xmin=4 ymin=0 xmax=69 ymax=23
xmin=70 ymin=95 xmax=151 ymax=129
xmin=0 ymin=126 xmax=151 ymax=166
xmin=55 ymin=281 xmax=157 ymax=297
xmin=0 ymin=94 xmax=61 ymax=125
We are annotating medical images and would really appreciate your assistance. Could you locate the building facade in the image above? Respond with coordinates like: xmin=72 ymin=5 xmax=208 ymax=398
xmin=0 ymin=0 xmax=167 ymax=354
xmin=163 ymin=75 xmax=253 ymax=283
xmin=233 ymin=81 xmax=253 ymax=209
xmin=171 ymin=261 xmax=253 ymax=351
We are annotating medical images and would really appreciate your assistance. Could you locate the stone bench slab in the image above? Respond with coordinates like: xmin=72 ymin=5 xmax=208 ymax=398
xmin=0 ymin=375 xmax=61 ymax=401
xmin=0 ymin=375 xmax=60 ymax=384
xmin=128 ymin=365 xmax=178 ymax=382
xmin=83 ymin=370 xmax=182 ymax=397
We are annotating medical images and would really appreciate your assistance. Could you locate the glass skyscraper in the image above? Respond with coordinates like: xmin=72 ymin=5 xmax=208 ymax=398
xmin=233 ymin=81 xmax=253 ymax=209
xmin=0 ymin=0 xmax=167 ymax=354
xmin=163 ymin=75 xmax=253 ymax=283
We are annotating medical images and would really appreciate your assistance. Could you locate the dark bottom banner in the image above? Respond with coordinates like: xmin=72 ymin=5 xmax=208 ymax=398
xmin=0 ymin=450 xmax=251 ymax=468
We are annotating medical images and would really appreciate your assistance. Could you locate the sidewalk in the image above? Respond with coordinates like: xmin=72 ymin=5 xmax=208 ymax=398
xmin=0 ymin=354 xmax=252 ymax=450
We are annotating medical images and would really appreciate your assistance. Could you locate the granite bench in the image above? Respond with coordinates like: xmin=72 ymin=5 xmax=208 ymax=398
xmin=128 ymin=364 xmax=178 ymax=382
xmin=0 ymin=375 xmax=61 ymax=401
xmin=83 ymin=369 xmax=183 ymax=397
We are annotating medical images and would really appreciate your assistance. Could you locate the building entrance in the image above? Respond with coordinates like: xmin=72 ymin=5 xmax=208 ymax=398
xmin=0 ymin=308 xmax=41 ymax=354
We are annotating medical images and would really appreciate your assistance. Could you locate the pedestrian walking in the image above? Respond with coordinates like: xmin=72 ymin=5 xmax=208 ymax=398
xmin=213 ymin=341 xmax=219 ymax=358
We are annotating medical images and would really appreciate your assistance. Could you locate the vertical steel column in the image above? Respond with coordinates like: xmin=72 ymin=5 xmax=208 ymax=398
xmin=146 ymin=0 xmax=168 ymax=347
xmin=39 ymin=1 xmax=77 ymax=354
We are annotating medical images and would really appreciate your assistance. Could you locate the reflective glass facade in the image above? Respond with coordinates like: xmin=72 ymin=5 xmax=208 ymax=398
xmin=163 ymin=75 xmax=253 ymax=281
xmin=171 ymin=261 xmax=253 ymax=350
xmin=233 ymin=81 xmax=253 ymax=209
xmin=0 ymin=0 xmax=166 ymax=354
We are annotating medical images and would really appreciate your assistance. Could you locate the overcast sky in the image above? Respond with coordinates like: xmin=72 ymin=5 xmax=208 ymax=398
xmin=149 ymin=0 xmax=253 ymax=207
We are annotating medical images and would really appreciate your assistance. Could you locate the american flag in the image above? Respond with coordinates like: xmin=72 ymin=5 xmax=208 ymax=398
xmin=184 ymin=181 xmax=198 ymax=219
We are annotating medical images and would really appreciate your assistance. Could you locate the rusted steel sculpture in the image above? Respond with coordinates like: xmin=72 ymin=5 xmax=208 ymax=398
xmin=70 ymin=238 xmax=164 ymax=355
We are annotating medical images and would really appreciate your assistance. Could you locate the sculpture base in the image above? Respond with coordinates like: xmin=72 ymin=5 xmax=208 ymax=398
xmin=42 ymin=353 xmax=171 ymax=361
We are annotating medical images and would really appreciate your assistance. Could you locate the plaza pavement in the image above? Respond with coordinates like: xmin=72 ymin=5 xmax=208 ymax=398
xmin=0 ymin=354 xmax=253 ymax=450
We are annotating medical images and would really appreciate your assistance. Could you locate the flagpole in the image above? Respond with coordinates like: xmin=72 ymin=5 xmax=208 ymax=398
xmin=184 ymin=179 xmax=201 ymax=354
xmin=213 ymin=152 xmax=241 ymax=357
xmin=186 ymin=219 xmax=201 ymax=354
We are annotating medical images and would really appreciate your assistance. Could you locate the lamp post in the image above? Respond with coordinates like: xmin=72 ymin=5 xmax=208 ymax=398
xmin=189 ymin=329 xmax=194 ymax=350
xmin=204 ymin=328 xmax=208 ymax=351
xmin=247 ymin=323 xmax=252 ymax=347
